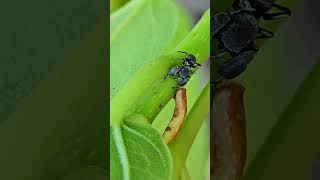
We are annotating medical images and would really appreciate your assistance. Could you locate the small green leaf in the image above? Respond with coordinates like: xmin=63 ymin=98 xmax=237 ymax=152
xmin=110 ymin=119 xmax=172 ymax=180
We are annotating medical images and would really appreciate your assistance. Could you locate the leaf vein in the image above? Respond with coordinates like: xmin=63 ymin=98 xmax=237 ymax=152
xmin=113 ymin=126 xmax=130 ymax=180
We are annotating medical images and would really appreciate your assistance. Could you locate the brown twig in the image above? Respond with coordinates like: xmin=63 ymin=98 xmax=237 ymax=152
xmin=211 ymin=80 xmax=247 ymax=180
xmin=163 ymin=87 xmax=188 ymax=144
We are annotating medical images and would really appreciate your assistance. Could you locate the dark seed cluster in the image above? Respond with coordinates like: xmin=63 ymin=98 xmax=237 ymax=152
xmin=211 ymin=0 xmax=291 ymax=83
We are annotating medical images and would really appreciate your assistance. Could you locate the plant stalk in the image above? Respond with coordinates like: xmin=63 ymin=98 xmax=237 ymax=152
xmin=110 ymin=9 xmax=210 ymax=125
xmin=169 ymin=82 xmax=210 ymax=180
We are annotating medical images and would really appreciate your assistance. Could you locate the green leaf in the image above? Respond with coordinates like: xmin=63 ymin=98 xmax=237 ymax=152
xmin=0 ymin=25 xmax=107 ymax=179
xmin=110 ymin=0 xmax=129 ymax=13
xmin=110 ymin=0 xmax=181 ymax=98
xmin=110 ymin=118 xmax=172 ymax=180
xmin=111 ymin=9 xmax=210 ymax=125
xmin=186 ymin=120 xmax=210 ymax=180
xmin=162 ymin=3 xmax=192 ymax=53
xmin=180 ymin=165 xmax=192 ymax=180
xmin=0 ymin=0 xmax=105 ymax=124
xmin=0 ymin=0 xmax=107 ymax=179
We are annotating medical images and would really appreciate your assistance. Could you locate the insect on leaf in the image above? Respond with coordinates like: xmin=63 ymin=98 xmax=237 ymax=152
xmin=110 ymin=0 xmax=181 ymax=98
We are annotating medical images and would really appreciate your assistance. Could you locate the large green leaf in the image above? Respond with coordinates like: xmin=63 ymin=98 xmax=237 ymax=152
xmin=0 ymin=24 xmax=107 ymax=179
xmin=0 ymin=0 xmax=105 ymax=123
xmin=110 ymin=0 xmax=182 ymax=98
xmin=0 ymin=0 xmax=107 ymax=179
xmin=110 ymin=119 xmax=172 ymax=180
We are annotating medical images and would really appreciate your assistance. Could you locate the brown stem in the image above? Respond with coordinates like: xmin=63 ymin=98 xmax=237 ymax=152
xmin=211 ymin=80 xmax=247 ymax=180
xmin=163 ymin=87 xmax=187 ymax=144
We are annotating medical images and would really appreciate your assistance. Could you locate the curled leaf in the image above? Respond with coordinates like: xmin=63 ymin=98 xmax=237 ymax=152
xmin=163 ymin=87 xmax=187 ymax=144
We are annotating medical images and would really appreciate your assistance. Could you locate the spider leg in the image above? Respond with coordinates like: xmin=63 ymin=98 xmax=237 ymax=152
xmin=189 ymin=63 xmax=201 ymax=68
xmin=211 ymin=53 xmax=226 ymax=83
xmin=263 ymin=4 xmax=292 ymax=20
xmin=212 ymin=12 xmax=231 ymax=37
xmin=188 ymin=69 xmax=195 ymax=75
xmin=218 ymin=50 xmax=256 ymax=80
xmin=178 ymin=51 xmax=189 ymax=55
xmin=164 ymin=74 xmax=168 ymax=80
xmin=211 ymin=76 xmax=225 ymax=84
xmin=212 ymin=50 xmax=229 ymax=60
xmin=231 ymin=0 xmax=256 ymax=14
xmin=256 ymin=27 xmax=274 ymax=39
xmin=177 ymin=51 xmax=189 ymax=62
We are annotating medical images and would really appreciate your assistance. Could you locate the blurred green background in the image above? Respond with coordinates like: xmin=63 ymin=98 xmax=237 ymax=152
xmin=0 ymin=0 xmax=107 ymax=179
xmin=213 ymin=0 xmax=320 ymax=179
